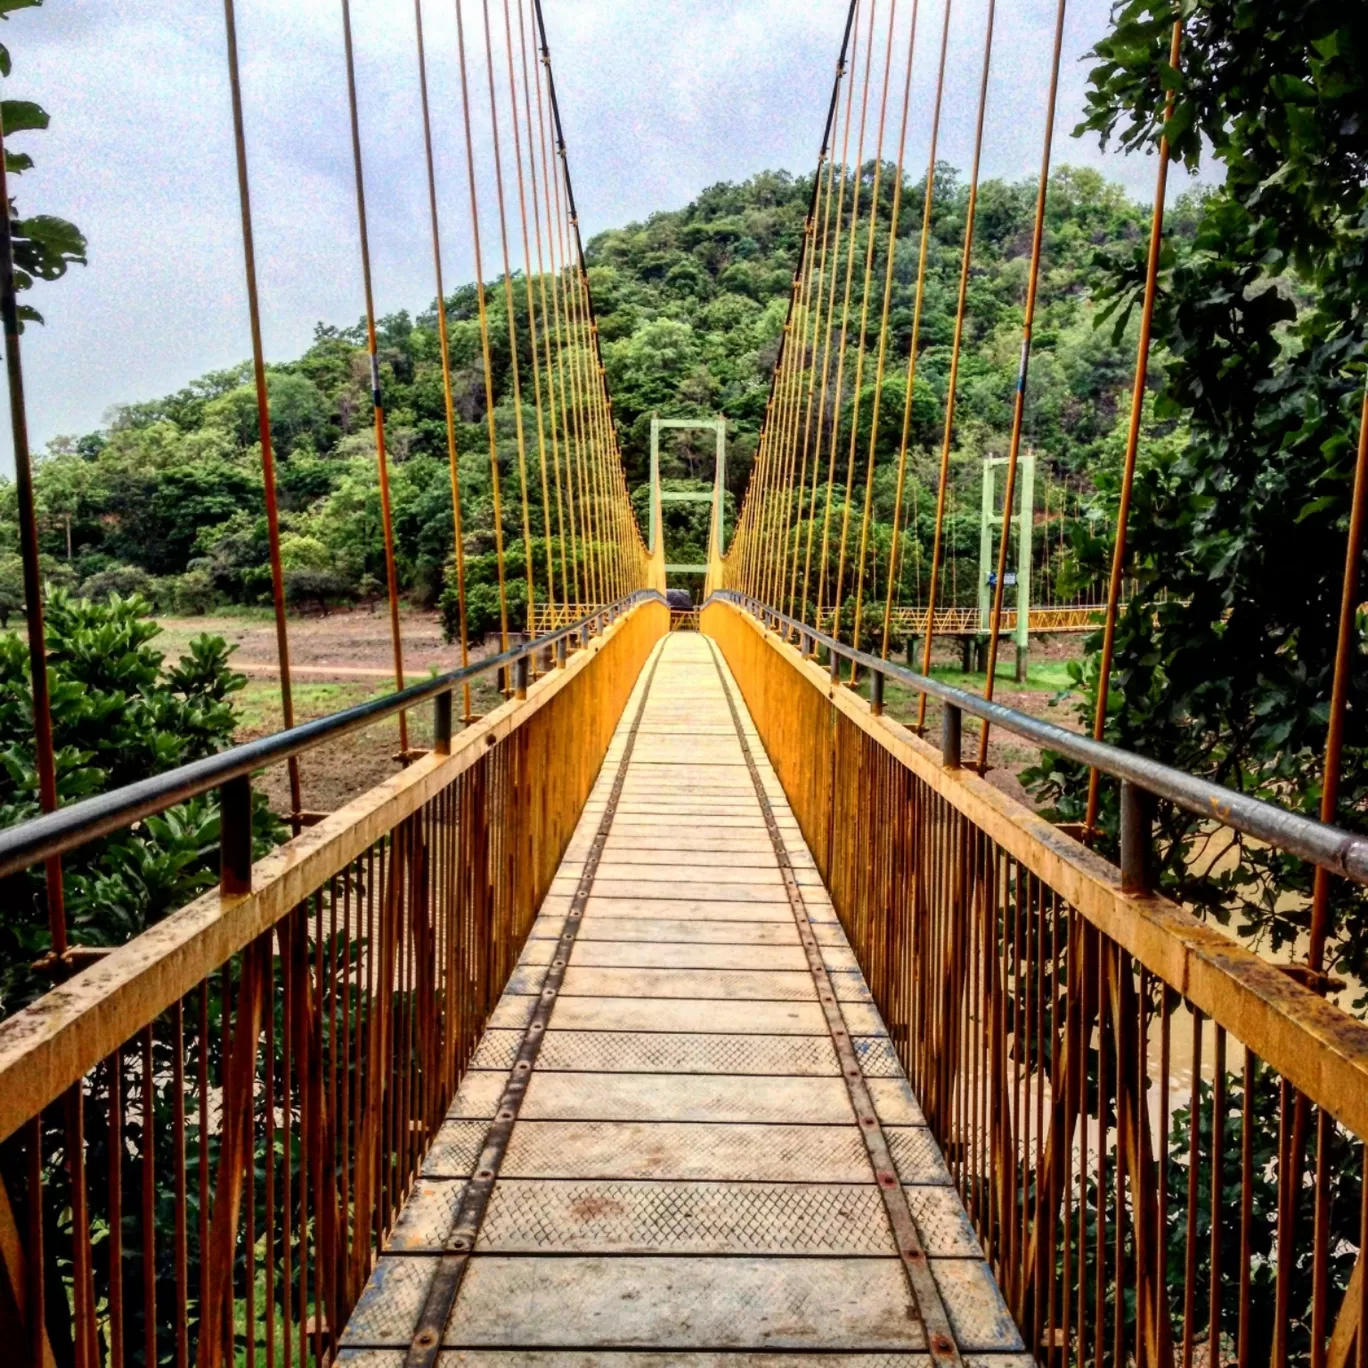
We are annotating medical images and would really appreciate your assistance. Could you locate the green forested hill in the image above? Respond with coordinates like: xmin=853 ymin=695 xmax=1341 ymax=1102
xmin=1 ymin=162 xmax=1171 ymax=631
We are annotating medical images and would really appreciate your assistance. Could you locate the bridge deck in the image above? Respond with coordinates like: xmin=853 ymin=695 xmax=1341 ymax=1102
xmin=339 ymin=634 xmax=1025 ymax=1364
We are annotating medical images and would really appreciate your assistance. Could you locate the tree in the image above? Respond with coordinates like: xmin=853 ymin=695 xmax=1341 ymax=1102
xmin=1026 ymin=0 xmax=1368 ymax=988
xmin=0 ymin=591 xmax=281 ymax=1016
xmin=0 ymin=0 xmax=87 ymax=329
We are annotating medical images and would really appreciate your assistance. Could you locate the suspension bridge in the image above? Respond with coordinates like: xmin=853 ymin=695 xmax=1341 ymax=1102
xmin=0 ymin=0 xmax=1367 ymax=1366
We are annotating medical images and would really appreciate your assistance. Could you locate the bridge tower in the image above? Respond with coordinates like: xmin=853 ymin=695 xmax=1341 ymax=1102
xmin=976 ymin=450 xmax=1036 ymax=681
xmin=649 ymin=414 xmax=726 ymax=599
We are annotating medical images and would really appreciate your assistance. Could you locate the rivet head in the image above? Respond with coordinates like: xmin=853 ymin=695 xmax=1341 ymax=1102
xmin=477 ymin=1168 xmax=493 ymax=1180
xmin=415 ymin=1329 xmax=437 ymax=1347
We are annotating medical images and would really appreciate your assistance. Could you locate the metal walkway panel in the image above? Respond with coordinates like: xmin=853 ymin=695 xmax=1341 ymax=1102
xmin=535 ymin=995 xmax=830 ymax=1034
xmin=471 ymin=1027 xmax=841 ymax=1074
xmin=340 ymin=634 xmax=1022 ymax=1361
xmin=340 ymin=1353 xmax=1036 ymax=1367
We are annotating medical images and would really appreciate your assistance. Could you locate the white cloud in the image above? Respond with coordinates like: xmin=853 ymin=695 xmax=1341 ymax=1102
xmin=1 ymin=0 xmax=1199 ymax=472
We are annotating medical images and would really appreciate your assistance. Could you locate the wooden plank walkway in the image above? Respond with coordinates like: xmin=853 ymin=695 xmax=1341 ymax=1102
xmin=338 ymin=633 xmax=1026 ymax=1365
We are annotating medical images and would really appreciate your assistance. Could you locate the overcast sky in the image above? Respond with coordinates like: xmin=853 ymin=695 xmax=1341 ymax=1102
xmin=0 ymin=0 xmax=1191 ymax=472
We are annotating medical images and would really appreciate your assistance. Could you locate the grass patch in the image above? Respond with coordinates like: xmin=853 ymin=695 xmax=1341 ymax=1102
xmin=924 ymin=658 xmax=1078 ymax=695
xmin=235 ymin=681 xmax=378 ymax=734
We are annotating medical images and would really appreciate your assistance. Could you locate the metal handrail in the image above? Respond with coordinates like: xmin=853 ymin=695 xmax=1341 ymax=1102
xmin=0 ymin=591 xmax=666 ymax=882
xmin=709 ymin=590 xmax=1368 ymax=887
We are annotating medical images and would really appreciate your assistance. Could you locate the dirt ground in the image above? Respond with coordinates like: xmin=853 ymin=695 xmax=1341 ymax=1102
xmin=154 ymin=603 xmax=465 ymax=680
xmin=152 ymin=607 xmax=1087 ymax=818
xmin=155 ymin=606 xmax=505 ymax=815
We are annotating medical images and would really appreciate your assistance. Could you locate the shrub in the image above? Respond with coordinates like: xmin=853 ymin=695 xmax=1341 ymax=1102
xmin=79 ymin=561 xmax=155 ymax=602
xmin=171 ymin=566 xmax=217 ymax=615
xmin=0 ymin=590 xmax=281 ymax=1017
xmin=284 ymin=565 xmax=351 ymax=615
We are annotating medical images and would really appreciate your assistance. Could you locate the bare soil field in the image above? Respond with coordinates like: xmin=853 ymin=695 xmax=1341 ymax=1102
xmin=154 ymin=606 xmax=505 ymax=814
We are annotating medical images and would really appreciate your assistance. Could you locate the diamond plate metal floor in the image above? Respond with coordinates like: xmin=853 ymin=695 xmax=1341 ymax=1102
xmin=338 ymin=633 xmax=1026 ymax=1366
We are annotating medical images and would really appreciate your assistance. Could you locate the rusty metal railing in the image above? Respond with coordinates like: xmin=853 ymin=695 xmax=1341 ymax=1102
xmin=0 ymin=593 xmax=669 ymax=1368
xmin=714 ymin=591 xmax=1368 ymax=888
xmin=705 ymin=594 xmax=1368 ymax=1368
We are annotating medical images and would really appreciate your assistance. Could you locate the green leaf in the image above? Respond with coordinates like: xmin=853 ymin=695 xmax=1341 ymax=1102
xmin=1270 ymin=74 xmax=1316 ymax=105
xmin=1294 ymin=495 xmax=1336 ymax=523
xmin=1311 ymin=29 xmax=1341 ymax=59
xmin=0 ymin=98 xmax=46 ymax=135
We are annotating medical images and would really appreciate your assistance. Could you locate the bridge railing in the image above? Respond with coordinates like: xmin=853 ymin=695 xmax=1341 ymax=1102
xmin=0 ymin=592 xmax=668 ymax=1368
xmin=705 ymin=592 xmax=1368 ymax=1368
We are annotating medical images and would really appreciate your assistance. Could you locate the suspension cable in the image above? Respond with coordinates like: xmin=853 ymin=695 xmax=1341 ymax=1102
xmin=504 ymin=0 xmax=558 ymax=620
xmin=895 ymin=0 xmax=991 ymax=705
xmin=222 ymin=0 xmax=303 ymax=823
xmin=480 ymin=0 xmax=538 ymax=636
xmin=1082 ymin=19 xmax=1182 ymax=830
xmin=803 ymin=2 xmax=864 ymax=626
xmin=454 ymin=0 xmax=512 ymax=655
xmin=1308 ymin=391 xmax=1368 ymax=967
xmin=786 ymin=0 xmax=863 ymax=623
xmin=975 ymin=0 xmax=1068 ymax=770
xmin=906 ymin=0 xmax=994 ymax=728
xmin=413 ymin=0 xmax=473 ymax=720
xmin=0 ymin=111 xmax=64 ymax=953
xmin=522 ymin=0 xmax=573 ymax=610
xmin=339 ymin=0 xmax=410 ymax=752
xmin=814 ymin=0 xmax=878 ymax=635
xmin=850 ymin=0 xmax=945 ymax=673
xmin=830 ymin=0 xmax=900 ymax=645
xmin=789 ymin=145 xmax=841 ymax=621
xmin=540 ymin=81 xmax=586 ymax=604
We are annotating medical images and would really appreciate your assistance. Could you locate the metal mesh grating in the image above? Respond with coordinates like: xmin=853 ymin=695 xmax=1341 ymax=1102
xmin=476 ymin=1179 xmax=895 ymax=1255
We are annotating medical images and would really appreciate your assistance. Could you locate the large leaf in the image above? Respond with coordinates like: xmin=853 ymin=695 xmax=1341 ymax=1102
xmin=0 ymin=97 xmax=46 ymax=135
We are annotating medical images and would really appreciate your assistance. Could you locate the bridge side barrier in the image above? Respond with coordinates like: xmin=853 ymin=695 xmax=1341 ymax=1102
xmin=0 ymin=593 xmax=668 ymax=1368
xmin=704 ymin=594 xmax=1368 ymax=1368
